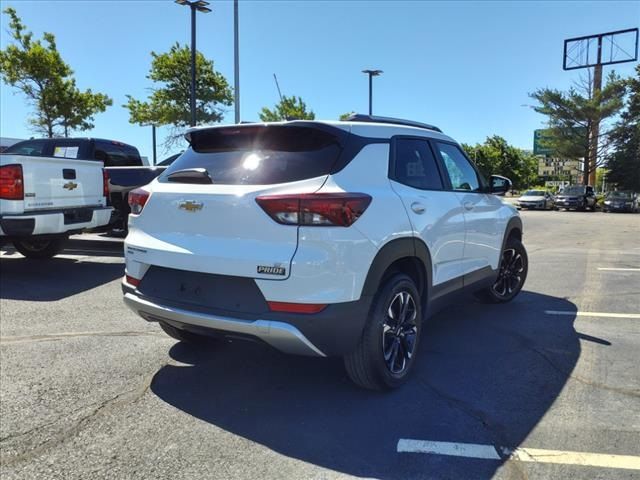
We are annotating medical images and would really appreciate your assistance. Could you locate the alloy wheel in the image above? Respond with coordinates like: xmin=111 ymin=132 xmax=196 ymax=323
xmin=492 ymin=248 xmax=525 ymax=298
xmin=382 ymin=291 xmax=418 ymax=374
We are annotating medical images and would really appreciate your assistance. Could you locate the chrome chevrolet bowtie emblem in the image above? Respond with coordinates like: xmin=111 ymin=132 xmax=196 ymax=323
xmin=63 ymin=181 xmax=78 ymax=190
xmin=179 ymin=200 xmax=204 ymax=212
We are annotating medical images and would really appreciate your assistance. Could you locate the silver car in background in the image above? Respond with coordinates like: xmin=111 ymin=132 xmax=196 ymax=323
xmin=516 ymin=190 xmax=555 ymax=210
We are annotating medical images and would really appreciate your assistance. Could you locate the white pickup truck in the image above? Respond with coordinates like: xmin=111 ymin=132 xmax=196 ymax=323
xmin=0 ymin=144 xmax=112 ymax=259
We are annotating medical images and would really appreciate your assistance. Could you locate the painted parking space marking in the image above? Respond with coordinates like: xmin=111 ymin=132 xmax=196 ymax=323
xmin=397 ymin=440 xmax=640 ymax=470
xmin=545 ymin=310 xmax=640 ymax=319
xmin=598 ymin=267 xmax=640 ymax=272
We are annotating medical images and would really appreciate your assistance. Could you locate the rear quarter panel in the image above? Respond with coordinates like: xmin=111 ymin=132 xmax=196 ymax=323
xmin=257 ymin=143 xmax=414 ymax=304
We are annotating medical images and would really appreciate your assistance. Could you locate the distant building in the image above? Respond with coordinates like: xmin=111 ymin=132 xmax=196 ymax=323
xmin=537 ymin=156 xmax=582 ymax=184
xmin=0 ymin=137 xmax=24 ymax=152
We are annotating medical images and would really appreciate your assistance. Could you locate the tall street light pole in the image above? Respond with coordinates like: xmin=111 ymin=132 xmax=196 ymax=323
xmin=234 ymin=0 xmax=240 ymax=124
xmin=362 ymin=69 xmax=382 ymax=115
xmin=175 ymin=0 xmax=212 ymax=127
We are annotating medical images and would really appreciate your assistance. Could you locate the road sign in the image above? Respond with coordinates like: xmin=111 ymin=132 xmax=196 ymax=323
xmin=533 ymin=129 xmax=554 ymax=156
xmin=533 ymin=128 xmax=588 ymax=156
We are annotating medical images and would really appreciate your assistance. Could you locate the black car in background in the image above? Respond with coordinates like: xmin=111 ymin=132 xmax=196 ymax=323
xmin=555 ymin=185 xmax=597 ymax=211
xmin=602 ymin=191 xmax=639 ymax=213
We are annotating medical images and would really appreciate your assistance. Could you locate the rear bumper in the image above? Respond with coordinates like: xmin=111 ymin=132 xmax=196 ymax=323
xmin=604 ymin=205 xmax=633 ymax=212
xmin=518 ymin=202 xmax=545 ymax=209
xmin=122 ymin=281 xmax=372 ymax=357
xmin=555 ymin=200 xmax=582 ymax=208
xmin=0 ymin=207 xmax=112 ymax=237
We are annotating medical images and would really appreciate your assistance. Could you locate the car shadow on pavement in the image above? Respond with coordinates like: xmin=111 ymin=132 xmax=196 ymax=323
xmin=151 ymin=291 xmax=580 ymax=479
xmin=0 ymin=239 xmax=123 ymax=301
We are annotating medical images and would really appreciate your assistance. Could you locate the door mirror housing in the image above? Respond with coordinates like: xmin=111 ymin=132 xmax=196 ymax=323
xmin=488 ymin=175 xmax=511 ymax=196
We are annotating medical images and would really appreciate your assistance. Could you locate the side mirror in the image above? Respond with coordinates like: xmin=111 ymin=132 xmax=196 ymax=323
xmin=489 ymin=175 xmax=511 ymax=196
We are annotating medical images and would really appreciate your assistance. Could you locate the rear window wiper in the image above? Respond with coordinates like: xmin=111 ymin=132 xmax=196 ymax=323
xmin=166 ymin=168 xmax=213 ymax=184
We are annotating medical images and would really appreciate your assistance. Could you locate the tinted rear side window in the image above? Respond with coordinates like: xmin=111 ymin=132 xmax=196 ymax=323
xmin=94 ymin=141 xmax=142 ymax=167
xmin=3 ymin=140 xmax=48 ymax=157
xmin=162 ymin=126 xmax=342 ymax=185
xmin=392 ymin=138 xmax=443 ymax=190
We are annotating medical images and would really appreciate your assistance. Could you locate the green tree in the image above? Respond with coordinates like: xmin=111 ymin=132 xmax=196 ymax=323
xmin=529 ymin=72 xmax=627 ymax=184
xmin=339 ymin=112 xmax=355 ymax=121
xmin=48 ymin=79 xmax=112 ymax=137
xmin=124 ymin=43 xmax=233 ymax=146
xmin=462 ymin=136 xmax=538 ymax=190
xmin=0 ymin=8 xmax=111 ymax=137
xmin=605 ymin=65 xmax=640 ymax=191
xmin=259 ymin=95 xmax=315 ymax=121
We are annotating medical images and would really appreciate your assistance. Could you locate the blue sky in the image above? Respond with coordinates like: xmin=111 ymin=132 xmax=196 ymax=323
xmin=1 ymin=0 xmax=638 ymax=161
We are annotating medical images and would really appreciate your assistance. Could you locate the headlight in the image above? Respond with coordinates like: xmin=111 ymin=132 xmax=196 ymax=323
xmin=604 ymin=200 xmax=611 ymax=204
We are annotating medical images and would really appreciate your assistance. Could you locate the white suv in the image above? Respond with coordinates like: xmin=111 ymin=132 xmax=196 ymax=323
xmin=122 ymin=115 xmax=527 ymax=390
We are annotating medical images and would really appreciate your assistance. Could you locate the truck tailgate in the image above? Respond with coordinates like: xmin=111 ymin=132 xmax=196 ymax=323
xmin=11 ymin=155 xmax=105 ymax=211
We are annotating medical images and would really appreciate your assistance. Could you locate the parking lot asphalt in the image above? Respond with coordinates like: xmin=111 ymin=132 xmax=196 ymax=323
xmin=1 ymin=210 xmax=639 ymax=480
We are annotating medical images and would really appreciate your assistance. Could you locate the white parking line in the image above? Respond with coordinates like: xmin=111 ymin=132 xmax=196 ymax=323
xmin=397 ymin=440 xmax=640 ymax=470
xmin=598 ymin=268 xmax=640 ymax=272
xmin=545 ymin=310 xmax=640 ymax=319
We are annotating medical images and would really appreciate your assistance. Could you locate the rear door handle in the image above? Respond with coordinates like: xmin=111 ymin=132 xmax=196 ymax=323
xmin=463 ymin=201 xmax=474 ymax=211
xmin=63 ymin=169 xmax=76 ymax=180
xmin=411 ymin=202 xmax=426 ymax=214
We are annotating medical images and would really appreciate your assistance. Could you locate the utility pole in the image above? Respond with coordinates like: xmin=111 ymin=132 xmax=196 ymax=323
xmin=587 ymin=38 xmax=603 ymax=186
xmin=234 ymin=0 xmax=240 ymax=124
xmin=190 ymin=5 xmax=197 ymax=127
xmin=152 ymin=125 xmax=157 ymax=165
xmin=273 ymin=73 xmax=284 ymax=103
xmin=362 ymin=69 xmax=383 ymax=115
xmin=175 ymin=1 xmax=211 ymax=127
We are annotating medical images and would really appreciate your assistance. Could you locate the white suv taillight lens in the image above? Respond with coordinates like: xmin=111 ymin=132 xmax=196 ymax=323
xmin=255 ymin=193 xmax=372 ymax=227
xmin=128 ymin=188 xmax=150 ymax=215
xmin=0 ymin=164 xmax=24 ymax=200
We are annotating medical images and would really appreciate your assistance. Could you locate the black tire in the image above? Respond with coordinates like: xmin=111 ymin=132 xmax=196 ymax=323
xmin=13 ymin=237 xmax=66 ymax=259
xmin=476 ymin=237 xmax=528 ymax=304
xmin=159 ymin=321 xmax=211 ymax=345
xmin=344 ymin=273 xmax=422 ymax=391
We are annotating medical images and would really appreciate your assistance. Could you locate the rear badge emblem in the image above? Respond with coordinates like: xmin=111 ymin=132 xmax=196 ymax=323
xmin=179 ymin=200 xmax=204 ymax=212
xmin=257 ymin=265 xmax=286 ymax=276
xmin=63 ymin=181 xmax=78 ymax=190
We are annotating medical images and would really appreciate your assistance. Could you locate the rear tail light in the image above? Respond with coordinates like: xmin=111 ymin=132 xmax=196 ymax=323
xmin=125 ymin=274 xmax=140 ymax=287
xmin=255 ymin=193 xmax=372 ymax=227
xmin=268 ymin=301 xmax=327 ymax=314
xmin=128 ymin=188 xmax=150 ymax=215
xmin=102 ymin=169 xmax=110 ymax=198
xmin=0 ymin=164 xmax=24 ymax=200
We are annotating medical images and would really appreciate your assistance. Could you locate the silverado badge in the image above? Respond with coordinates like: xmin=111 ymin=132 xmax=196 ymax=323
xmin=63 ymin=181 xmax=78 ymax=191
xmin=179 ymin=200 xmax=204 ymax=212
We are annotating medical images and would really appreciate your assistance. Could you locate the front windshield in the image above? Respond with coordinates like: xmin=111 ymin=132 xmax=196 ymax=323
xmin=607 ymin=191 xmax=633 ymax=199
xmin=560 ymin=186 xmax=585 ymax=196
xmin=523 ymin=190 xmax=546 ymax=196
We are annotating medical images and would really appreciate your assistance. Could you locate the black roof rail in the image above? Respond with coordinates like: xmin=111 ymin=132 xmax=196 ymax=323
xmin=345 ymin=114 xmax=442 ymax=133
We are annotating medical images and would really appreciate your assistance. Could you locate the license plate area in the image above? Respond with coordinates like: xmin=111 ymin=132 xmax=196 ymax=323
xmin=63 ymin=208 xmax=93 ymax=225
xmin=137 ymin=266 xmax=268 ymax=314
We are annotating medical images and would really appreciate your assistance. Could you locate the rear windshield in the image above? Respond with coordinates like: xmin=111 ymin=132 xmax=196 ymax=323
xmin=561 ymin=186 xmax=585 ymax=195
xmin=161 ymin=126 xmax=342 ymax=185
xmin=607 ymin=191 xmax=633 ymax=199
